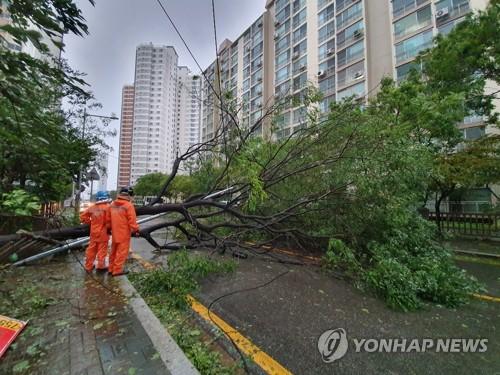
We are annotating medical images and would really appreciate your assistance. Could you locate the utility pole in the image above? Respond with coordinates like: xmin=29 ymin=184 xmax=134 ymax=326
xmin=74 ymin=109 xmax=118 ymax=216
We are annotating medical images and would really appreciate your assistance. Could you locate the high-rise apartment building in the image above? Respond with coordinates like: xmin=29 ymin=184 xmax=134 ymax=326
xmin=200 ymin=0 xmax=490 ymax=141
xmin=118 ymin=44 xmax=202 ymax=186
xmin=0 ymin=3 xmax=62 ymax=63
xmin=176 ymin=66 xmax=202 ymax=169
xmin=129 ymin=44 xmax=179 ymax=185
xmin=117 ymin=85 xmax=135 ymax=187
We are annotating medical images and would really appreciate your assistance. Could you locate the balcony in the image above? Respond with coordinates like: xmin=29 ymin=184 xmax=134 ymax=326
xmin=395 ymin=40 xmax=432 ymax=64
xmin=435 ymin=0 xmax=470 ymax=26
xmin=392 ymin=0 xmax=430 ymax=19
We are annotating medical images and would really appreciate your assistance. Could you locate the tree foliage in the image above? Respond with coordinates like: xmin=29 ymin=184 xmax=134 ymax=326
xmin=0 ymin=0 xmax=113 ymax=202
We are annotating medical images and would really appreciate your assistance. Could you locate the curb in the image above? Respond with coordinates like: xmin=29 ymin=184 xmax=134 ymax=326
xmin=118 ymin=276 xmax=200 ymax=375
xmin=453 ymin=249 xmax=500 ymax=259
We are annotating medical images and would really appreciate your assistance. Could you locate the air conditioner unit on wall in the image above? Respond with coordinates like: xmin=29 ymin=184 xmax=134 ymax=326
xmin=436 ymin=7 xmax=449 ymax=19
xmin=292 ymin=52 xmax=300 ymax=59
xmin=326 ymin=48 xmax=334 ymax=56
xmin=317 ymin=70 xmax=326 ymax=77
xmin=353 ymin=29 xmax=363 ymax=38
xmin=353 ymin=71 xmax=364 ymax=79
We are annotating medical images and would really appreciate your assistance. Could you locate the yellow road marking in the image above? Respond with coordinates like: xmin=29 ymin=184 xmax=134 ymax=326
xmin=130 ymin=251 xmax=156 ymax=270
xmin=187 ymin=295 xmax=293 ymax=375
xmin=472 ymin=293 xmax=500 ymax=303
xmin=130 ymin=251 xmax=293 ymax=374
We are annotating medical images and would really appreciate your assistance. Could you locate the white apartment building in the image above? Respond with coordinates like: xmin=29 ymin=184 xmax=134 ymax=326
xmin=0 ymin=3 xmax=62 ymax=64
xmin=176 ymin=66 xmax=202 ymax=173
xmin=200 ymin=0 xmax=490 ymax=141
xmin=124 ymin=44 xmax=202 ymax=185
xmin=130 ymin=44 xmax=180 ymax=185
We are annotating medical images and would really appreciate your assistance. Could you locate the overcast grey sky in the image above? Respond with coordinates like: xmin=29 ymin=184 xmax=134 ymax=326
xmin=63 ymin=0 xmax=266 ymax=190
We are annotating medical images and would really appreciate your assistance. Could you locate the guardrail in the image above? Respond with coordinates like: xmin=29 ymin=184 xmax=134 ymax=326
xmin=427 ymin=212 xmax=500 ymax=237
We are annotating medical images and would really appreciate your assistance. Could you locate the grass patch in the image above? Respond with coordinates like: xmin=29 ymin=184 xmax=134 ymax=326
xmin=129 ymin=250 xmax=239 ymax=375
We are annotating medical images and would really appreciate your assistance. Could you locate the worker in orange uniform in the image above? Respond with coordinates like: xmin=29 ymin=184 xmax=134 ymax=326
xmin=79 ymin=191 xmax=111 ymax=272
xmin=108 ymin=187 xmax=140 ymax=276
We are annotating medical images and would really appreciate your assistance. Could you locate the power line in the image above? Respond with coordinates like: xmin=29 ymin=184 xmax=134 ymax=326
xmin=153 ymin=0 xmax=221 ymax=105
xmin=211 ymin=0 xmax=222 ymax=102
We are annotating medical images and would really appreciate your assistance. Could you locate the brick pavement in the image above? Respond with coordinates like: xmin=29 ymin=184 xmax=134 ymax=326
xmin=0 ymin=255 xmax=170 ymax=375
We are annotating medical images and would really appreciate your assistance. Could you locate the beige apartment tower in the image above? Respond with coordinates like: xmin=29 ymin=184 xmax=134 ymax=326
xmin=200 ymin=0 xmax=487 ymax=141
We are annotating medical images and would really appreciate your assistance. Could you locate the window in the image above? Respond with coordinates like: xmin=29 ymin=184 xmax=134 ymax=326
xmin=337 ymin=40 xmax=364 ymax=67
xmin=293 ymin=55 xmax=307 ymax=75
xmin=319 ymin=76 xmax=335 ymax=96
xmin=276 ymin=34 xmax=291 ymax=54
xmin=395 ymin=29 xmax=432 ymax=63
xmin=337 ymin=61 xmax=365 ymax=87
xmin=293 ymin=8 xmax=307 ymax=28
xmin=463 ymin=126 xmax=485 ymax=140
xmin=293 ymin=107 xmax=307 ymax=123
xmin=293 ymin=39 xmax=307 ymax=57
xmin=293 ymin=0 xmax=306 ymax=12
xmin=318 ymin=56 xmax=335 ymax=75
xmin=276 ymin=65 xmax=290 ymax=83
xmin=336 ymin=1 xmax=363 ymax=29
xmin=252 ymin=42 xmax=263 ymax=58
xmin=318 ymin=39 xmax=336 ymax=61
xmin=319 ymin=21 xmax=335 ymax=44
xmin=293 ymin=23 xmax=307 ymax=44
xmin=275 ymin=80 xmax=291 ymax=97
xmin=276 ymin=0 xmax=289 ymax=12
xmin=318 ymin=0 xmax=333 ymax=10
xmin=318 ymin=4 xmax=335 ymax=27
xmin=394 ymin=6 xmax=431 ymax=39
xmin=319 ymin=94 xmax=336 ymax=113
xmin=293 ymin=72 xmax=307 ymax=91
xmin=275 ymin=19 xmax=291 ymax=39
xmin=276 ymin=4 xmax=291 ymax=25
xmin=276 ymin=50 xmax=291 ymax=68
xmin=253 ymin=29 xmax=263 ymax=44
xmin=336 ymin=0 xmax=360 ymax=13
xmin=251 ymin=55 xmax=263 ymax=71
xmin=251 ymin=96 xmax=263 ymax=111
xmin=274 ymin=111 xmax=291 ymax=128
xmin=392 ymin=0 xmax=429 ymax=18
xmin=243 ymin=66 xmax=250 ymax=79
xmin=396 ymin=61 xmax=422 ymax=82
xmin=437 ymin=17 xmax=465 ymax=35
xmin=435 ymin=0 xmax=470 ymax=24
xmin=337 ymin=20 xmax=364 ymax=50
xmin=337 ymin=81 xmax=365 ymax=101
xmin=252 ymin=69 xmax=263 ymax=84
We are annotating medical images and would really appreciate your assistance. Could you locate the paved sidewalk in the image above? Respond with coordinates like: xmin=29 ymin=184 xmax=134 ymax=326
xmin=0 ymin=254 xmax=170 ymax=375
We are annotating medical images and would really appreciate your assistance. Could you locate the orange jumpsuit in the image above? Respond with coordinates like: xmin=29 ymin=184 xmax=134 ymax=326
xmin=108 ymin=195 xmax=139 ymax=275
xmin=80 ymin=201 xmax=111 ymax=271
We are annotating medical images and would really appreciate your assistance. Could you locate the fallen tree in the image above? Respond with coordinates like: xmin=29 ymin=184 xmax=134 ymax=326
xmin=0 ymin=79 xmax=483 ymax=310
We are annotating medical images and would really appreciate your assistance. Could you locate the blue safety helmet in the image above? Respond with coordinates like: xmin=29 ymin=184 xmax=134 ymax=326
xmin=96 ymin=191 xmax=110 ymax=202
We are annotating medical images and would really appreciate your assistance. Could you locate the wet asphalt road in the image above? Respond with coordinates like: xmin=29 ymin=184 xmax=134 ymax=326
xmin=131 ymin=236 xmax=500 ymax=375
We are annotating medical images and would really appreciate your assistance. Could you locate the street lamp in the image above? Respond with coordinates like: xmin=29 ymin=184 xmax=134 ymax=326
xmin=74 ymin=109 xmax=119 ymax=216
